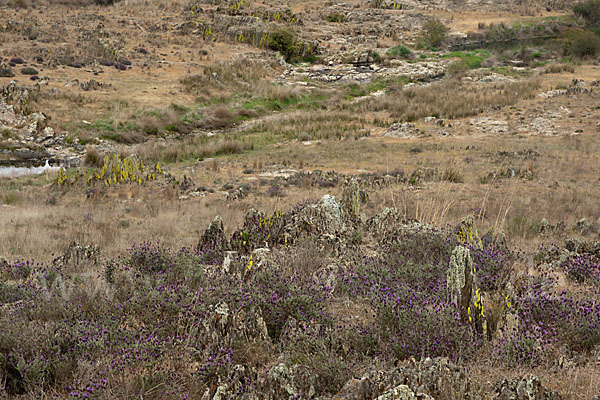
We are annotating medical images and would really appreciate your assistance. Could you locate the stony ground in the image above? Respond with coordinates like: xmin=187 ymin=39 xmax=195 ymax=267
xmin=1 ymin=0 xmax=600 ymax=398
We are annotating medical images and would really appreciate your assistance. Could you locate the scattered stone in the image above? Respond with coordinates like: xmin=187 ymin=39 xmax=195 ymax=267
xmin=384 ymin=122 xmax=421 ymax=138
xmin=336 ymin=357 xmax=480 ymax=400
xmin=470 ymin=117 xmax=509 ymax=135
xmin=79 ymin=79 xmax=110 ymax=91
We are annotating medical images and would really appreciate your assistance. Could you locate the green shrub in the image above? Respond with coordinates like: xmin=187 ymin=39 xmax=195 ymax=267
xmin=574 ymin=0 xmax=600 ymax=27
xmin=0 ymin=68 xmax=15 ymax=78
xmin=325 ymin=12 xmax=346 ymax=23
xmin=387 ymin=45 xmax=411 ymax=58
xmin=420 ymin=18 xmax=449 ymax=48
xmin=268 ymin=29 xmax=301 ymax=61
xmin=568 ymin=29 xmax=600 ymax=57
xmin=20 ymin=67 xmax=38 ymax=75
xmin=447 ymin=60 xmax=470 ymax=76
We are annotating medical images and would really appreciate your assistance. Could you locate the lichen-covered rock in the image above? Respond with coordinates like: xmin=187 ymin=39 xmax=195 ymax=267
xmin=1 ymin=80 xmax=40 ymax=113
xmin=342 ymin=177 xmax=368 ymax=224
xmin=574 ymin=218 xmax=596 ymax=236
xmin=394 ymin=357 xmax=479 ymax=399
xmin=201 ymin=302 xmax=270 ymax=348
xmin=456 ymin=215 xmax=482 ymax=248
xmin=26 ymin=112 xmax=47 ymax=135
xmin=337 ymin=357 xmax=480 ymax=400
xmin=231 ymin=209 xmax=286 ymax=253
xmin=333 ymin=377 xmax=373 ymax=399
xmin=198 ymin=215 xmax=230 ymax=260
xmin=368 ymin=207 xmax=403 ymax=234
xmin=222 ymin=250 xmax=238 ymax=273
xmin=375 ymin=384 xmax=431 ymax=400
xmin=52 ymin=242 xmax=99 ymax=273
xmin=200 ymin=364 xmax=260 ymax=400
xmin=264 ymin=363 xmax=299 ymax=399
xmin=285 ymin=195 xmax=351 ymax=253
xmin=309 ymin=195 xmax=347 ymax=235
xmin=492 ymin=375 xmax=562 ymax=400
xmin=447 ymin=246 xmax=485 ymax=332
xmin=481 ymin=228 xmax=508 ymax=250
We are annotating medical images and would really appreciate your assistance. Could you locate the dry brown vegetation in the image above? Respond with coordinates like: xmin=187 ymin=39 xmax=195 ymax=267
xmin=361 ymin=78 xmax=541 ymax=120
xmin=2 ymin=0 xmax=600 ymax=397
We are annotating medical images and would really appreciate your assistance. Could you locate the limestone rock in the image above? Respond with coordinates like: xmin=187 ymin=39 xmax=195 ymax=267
xmin=342 ymin=177 xmax=368 ymax=223
xmin=198 ymin=215 xmax=230 ymax=260
xmin=575 ymin=218 xmax=596 ymax=236
xmin=337 ymin=357 xmax=480 ymax=400
xmin=456 ymin=215 xmax=482 ymax=248
xmin=26 ymin=112 xmax=47 ymax=135
xmin=333 ymin=377 xmax=372 ymax=399
xmin=375 ymin=384 xmax=431 ymax=400
xmin=201 ymin=302 xmax=270 ymax=349
xmin=265 ymin=363 xmax=299 ymax=398
xmin=368 ymin=207 xmax=403 ymax=234
xmin=52 ymin=242 xmax=99 ymax=273
xmin=447 ymin=246 xmax=473 ymax=307
xmin=447 ymin=246 xmax=484 ymax=332
xmin=493 ymin=375 xmax=562 ymax=400
xmin=384 ymin=122 xmax=421 ymax=138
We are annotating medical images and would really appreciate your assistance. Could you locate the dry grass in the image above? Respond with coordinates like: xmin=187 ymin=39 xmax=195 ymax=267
xmin=136 ymin=136 xmax=252 ymax=163
xmin=83 ymin=147 xmax=104 ymax=167
xmin=544 ymin=63 xmax=576 ymax=74
xmin=244 ymin=109 xmax=371 ymax=141
xmin=359 ymin=78 xmax=541 ymax=121
xmin=180 ymin=58 xmax=278 ymax=102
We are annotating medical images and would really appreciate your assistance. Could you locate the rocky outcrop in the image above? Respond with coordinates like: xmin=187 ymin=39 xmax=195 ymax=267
xmin=334 ymin=357 xmax=481 ymax=400
xmin=493 ymin=375 xmax=562 ymax=400
xmin=376 ymin=385 xmax=431 ymax=400
xmin=384 ymin=122 xmax=421 ymax=138
xmin=198 ymin=215 xmax=230 ymax=260
xmin=52 ymin=242 xmax=99 ymax=273
xmin=201 ymin=302 xmax=270 ymax=350
xmin=1 ymin=81 xmax=83 ymax=167
xmin=342 ymin=177 xmax=368 ymax=223
xmin=286 ymin=59 xmax=448 ymax=84
xmin=447 ymin=246 xmax=485 ymax=333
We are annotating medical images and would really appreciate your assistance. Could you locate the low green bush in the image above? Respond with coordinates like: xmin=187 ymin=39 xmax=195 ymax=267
xmin=268 ymin=29 xmax=301 ymax=61
xmin=574 ymin=0 xmax=600 ymax=27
